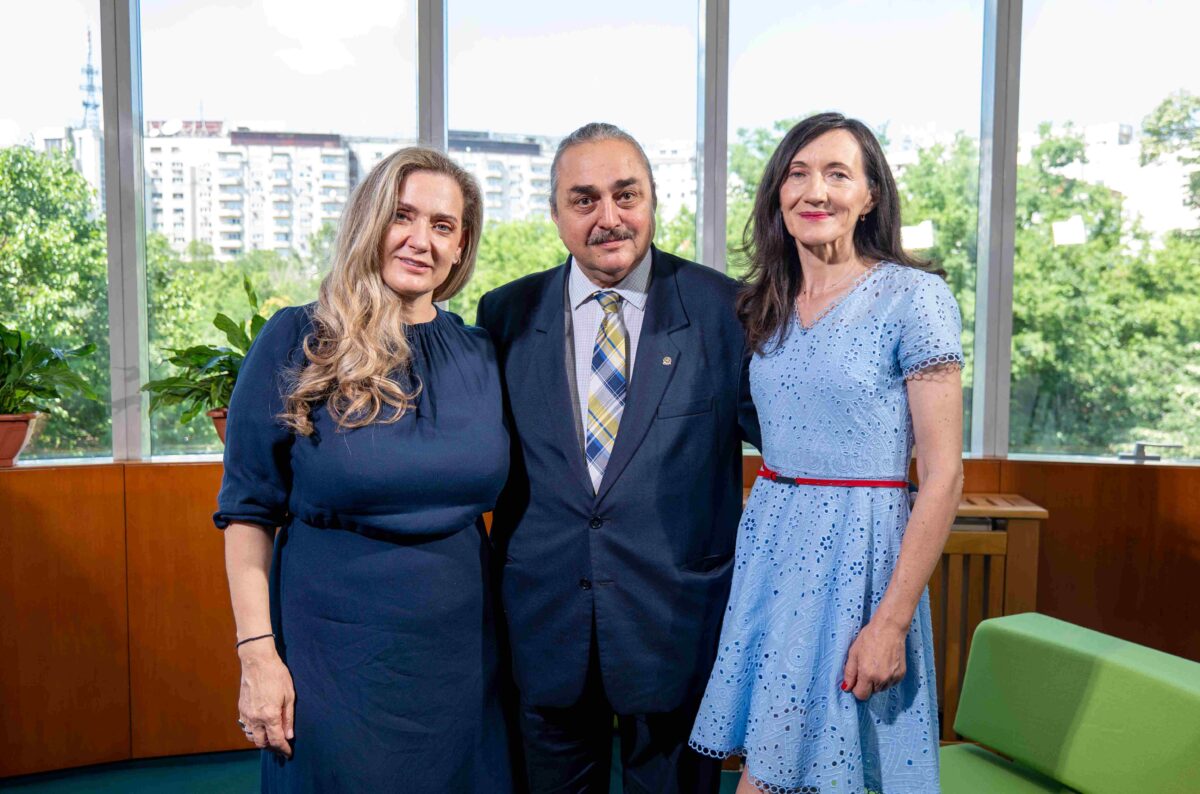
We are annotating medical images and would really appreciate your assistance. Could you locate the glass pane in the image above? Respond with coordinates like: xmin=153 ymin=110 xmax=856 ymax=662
xmin=1012 ymin=0 xmax=1200 ymax=460
xmin=0 ymin=1 xmax=113 ymax=460
xmin=727 ymin=0 xmax=985 ymax=450
xmin=139 ymin=0 xmax=418 ymax=455
xmin=445 ymin=1 xmax=700 ymax=321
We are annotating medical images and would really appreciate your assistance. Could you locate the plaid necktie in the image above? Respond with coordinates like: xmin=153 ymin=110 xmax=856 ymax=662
xmin=585 ymin=291 xmax=628 ymax=492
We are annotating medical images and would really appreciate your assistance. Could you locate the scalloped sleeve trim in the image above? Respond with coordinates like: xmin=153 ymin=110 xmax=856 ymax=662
xmin=902 ymin=352 xmax=964 ymax=380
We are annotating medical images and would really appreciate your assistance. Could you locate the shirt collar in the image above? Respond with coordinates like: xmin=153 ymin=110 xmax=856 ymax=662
xmin=569 ymin=246 xmax=653 ymax=311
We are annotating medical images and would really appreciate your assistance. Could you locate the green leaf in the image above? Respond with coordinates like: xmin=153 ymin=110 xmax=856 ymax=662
xmin=250 ymin=313 xmax=266 ymax=341
xmin=243 ymin=275 xmax=260 ymax=313
xmin=213 ymin=313 xmax=251 ymax=353
xmin=0 ymin=320 xmax=100 ymax=413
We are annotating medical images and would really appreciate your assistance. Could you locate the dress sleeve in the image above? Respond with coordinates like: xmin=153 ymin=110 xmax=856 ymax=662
xmin=213 ymin=306 xmax=306 ymax=529
xmin=897 ymin=273 xmax=964 ymax=380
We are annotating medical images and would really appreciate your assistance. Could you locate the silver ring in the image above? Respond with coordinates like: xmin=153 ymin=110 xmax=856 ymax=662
xmin=237 ymin=718 xmax=247 ymax=728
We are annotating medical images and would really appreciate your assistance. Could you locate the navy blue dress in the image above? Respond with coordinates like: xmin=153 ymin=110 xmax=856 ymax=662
xmin=215 ymin=304 xmax=512 ymax=793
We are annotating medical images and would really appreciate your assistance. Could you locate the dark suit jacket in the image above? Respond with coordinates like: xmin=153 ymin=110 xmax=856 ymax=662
xmin=476 ymin=246 xmax=760 ymax=715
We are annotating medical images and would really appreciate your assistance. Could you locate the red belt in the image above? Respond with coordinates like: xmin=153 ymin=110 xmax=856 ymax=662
xmin=757 ymin=465 xmax=908 ymax=488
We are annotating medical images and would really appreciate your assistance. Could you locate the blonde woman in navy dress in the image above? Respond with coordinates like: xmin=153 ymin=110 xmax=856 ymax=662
xmin=689 ymin=113 xmax=964 ymax=793
xmin=215 ymin=148 xmax=512 ymax=792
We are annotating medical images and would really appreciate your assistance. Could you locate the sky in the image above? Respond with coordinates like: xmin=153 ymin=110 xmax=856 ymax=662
xmin=1 ymin=0 xmax=1197 ymax=148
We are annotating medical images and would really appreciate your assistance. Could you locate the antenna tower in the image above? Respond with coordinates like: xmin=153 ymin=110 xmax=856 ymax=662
xmin=80 ymin=28 xmax=101 ymax=130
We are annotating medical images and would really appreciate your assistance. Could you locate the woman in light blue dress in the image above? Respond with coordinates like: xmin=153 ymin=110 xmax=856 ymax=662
xmin=690 ymin=113 xmax=964 ymax=793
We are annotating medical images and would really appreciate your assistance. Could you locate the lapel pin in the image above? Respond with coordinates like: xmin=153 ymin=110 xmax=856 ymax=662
xmin=662 ymin=356 xmax=672 ymax=366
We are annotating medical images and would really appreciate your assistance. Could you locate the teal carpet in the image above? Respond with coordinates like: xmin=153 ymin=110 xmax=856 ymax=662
xmin=0 ymin=751 xmax=259 ymax=792
xmin=1 ymin=747 xmax=740 ymax=792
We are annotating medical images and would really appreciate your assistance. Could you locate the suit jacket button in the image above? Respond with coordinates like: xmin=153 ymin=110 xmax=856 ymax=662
xmin=579 ymin=578 xmax=592 ymax=590
xmin=589 ymin=517 xmax=603 ymax=529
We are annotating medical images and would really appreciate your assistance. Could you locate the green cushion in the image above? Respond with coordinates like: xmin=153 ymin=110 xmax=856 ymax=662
xmin=940 ymin=743 xmax=1074 ymax=793
xmin=954 ymin=613 xmax=1200 ymax=794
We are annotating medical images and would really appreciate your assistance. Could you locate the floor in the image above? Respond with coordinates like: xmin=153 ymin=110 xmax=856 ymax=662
xmin=0 ymin=748 xmax=742 ymax=792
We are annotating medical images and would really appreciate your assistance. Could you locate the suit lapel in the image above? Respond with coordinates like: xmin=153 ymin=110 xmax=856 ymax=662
xmin=595 ymin=248 xmax=689 ymax=505
xmin=526 ymin=262 xmax=595 ymax=498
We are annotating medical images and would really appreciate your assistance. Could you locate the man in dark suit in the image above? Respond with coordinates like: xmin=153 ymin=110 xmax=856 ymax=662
xmin=477 ymin=122 xmax=760 ymax=794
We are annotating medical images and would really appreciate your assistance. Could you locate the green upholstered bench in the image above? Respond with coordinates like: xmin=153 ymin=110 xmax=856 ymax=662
xmin=940 ymin=613 xmax=1200 ymax=793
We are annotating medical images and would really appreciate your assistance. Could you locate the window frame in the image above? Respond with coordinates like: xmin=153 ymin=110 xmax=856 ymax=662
xmin=86 ymin=0 xmax=1186 ymax=465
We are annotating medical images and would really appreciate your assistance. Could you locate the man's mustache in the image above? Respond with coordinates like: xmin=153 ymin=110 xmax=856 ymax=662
xmin=587 ymin=228 xmax=636 ymax=245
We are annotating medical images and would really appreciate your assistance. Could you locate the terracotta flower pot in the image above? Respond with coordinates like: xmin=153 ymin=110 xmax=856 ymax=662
xmin=207 ymin=408 xmax=228 ymax=445
xmin=0 ymin=412 xmax=41 ymax=467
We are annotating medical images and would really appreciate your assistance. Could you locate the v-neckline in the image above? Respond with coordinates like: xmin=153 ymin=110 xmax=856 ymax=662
xmin=794 ymin=261 xmax=888 ymax=333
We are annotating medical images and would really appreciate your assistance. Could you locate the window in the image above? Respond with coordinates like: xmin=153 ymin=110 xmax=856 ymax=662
xmin=445 ymin=0 xmax=699 ymax=322
xmin=140 ymin=0 xmax=418 ymax=454
xmin=0 ymin=1 xmax=112 ymax=459
xmin=6 ymin=1 xmax=1195 ymax=466
xmin=727 ymin=0 xmax=985 ymax=448
xmin=1010 ymin=0 xmax=1200 ymax=459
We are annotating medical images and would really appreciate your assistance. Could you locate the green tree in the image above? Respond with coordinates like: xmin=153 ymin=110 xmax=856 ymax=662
xmin=716 ymin=112 xmax=1200 ymax=457
xmin=655 ymin=203 xmax=697 ymax=262
xmin=1008 ymin=122 xmax=1200 ymax=455
xmin=0 ymin=145 xmax=110 ymax=456
xmin=145 ymin=231 xmax=329 ymax=453
xmin=447 ymin=217 xmax=566 ymax=321
xmin=895 ymin=133 xmax=980 ymax=429
xmin=725 ymin=118 xmax=803 ymax=279
xmin=1141 ymin=90 xmax=1200 ymax=215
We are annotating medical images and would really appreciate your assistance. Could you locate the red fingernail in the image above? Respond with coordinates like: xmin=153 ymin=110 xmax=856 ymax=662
xmin=840 ymin=681 xmax=848 ymax=691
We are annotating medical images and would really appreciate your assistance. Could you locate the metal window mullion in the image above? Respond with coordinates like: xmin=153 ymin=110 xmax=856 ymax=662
xmin=101 ymin=0 xmax=149 ymax=461
xmin=696 ymin=0 xmax=729 ymax=271
xmin=417 ymin=0 xmax=448 ymax=151
xmin=972 ymin=0 xmax=1022 ymax=457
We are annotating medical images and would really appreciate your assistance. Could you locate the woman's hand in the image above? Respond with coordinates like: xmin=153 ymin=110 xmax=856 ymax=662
xmin=237 ymin=640 xmax=295 ymax=757
xmin=841 ymin=618 xmax=907 ymax=701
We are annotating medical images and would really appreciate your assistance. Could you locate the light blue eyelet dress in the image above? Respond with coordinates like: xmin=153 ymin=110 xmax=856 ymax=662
xmin=688 ymin=262 xmax=963 ymax=794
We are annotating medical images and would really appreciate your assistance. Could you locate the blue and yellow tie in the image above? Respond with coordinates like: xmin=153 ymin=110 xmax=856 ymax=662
xmin=585 ymin=291 xmax=628 ymax=492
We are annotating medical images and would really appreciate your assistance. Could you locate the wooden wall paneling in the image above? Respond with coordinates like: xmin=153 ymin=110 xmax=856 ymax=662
xmin=929 ymin=556 xmax=945 ymax=706
xmin=1003 ymin=518 xmax=1039 ymax=615
xmin=961 ymin=458 xmax=1001 ymax=492
xmin=124 ymin=462 xmax=245 ymax=757
xmin=1156 ymin=466 xmax=1200 ymax=660
xmin=941 ymin=554 xmax=965 ymax=740
xmin=0 ymin=465 xmax=131 ymax=777
xmin=934 ymin=530 xmax=1015 ymax=741
xmin=743 ymin=453 xmax=763 ymax=487
xmin=987 ymin=556 xmax=1006 ymax=617
xmin=966 ymin=555 xmax=985 ymax=631
xmin=1000 ymin=460 xmax=1200 ymax=661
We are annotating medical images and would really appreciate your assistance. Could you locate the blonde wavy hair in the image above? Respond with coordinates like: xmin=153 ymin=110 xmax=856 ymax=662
xmin=281 ymin=147 xmax=483 ymax=435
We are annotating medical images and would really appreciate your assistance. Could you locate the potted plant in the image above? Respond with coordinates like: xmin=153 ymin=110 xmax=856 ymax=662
xmin=142 ymin=277 xmax=269 ymax=444
xmin=0 ymin=322 xmax=99 ymax=467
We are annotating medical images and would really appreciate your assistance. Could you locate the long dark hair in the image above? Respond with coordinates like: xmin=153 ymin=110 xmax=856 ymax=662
xmin=736 ymin=112 xmax=925 ymax=353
